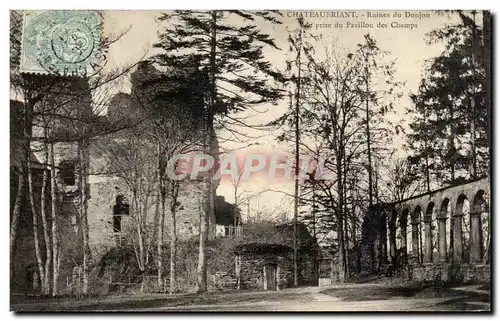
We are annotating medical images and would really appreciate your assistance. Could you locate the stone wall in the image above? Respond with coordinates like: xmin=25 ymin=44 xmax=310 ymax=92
xmin=11 ymin=144 xmax=216 ymax=294
xmin=86 ymin=175 xmax=213 ymax=248
xmin=9 ymin=76 xmax=220 ymax=293
xmin=235 ymin=247 xmax=320 ymax=290
xmin=163 ymin=181 xmax=210 ymax=240
xmin=87 ymin=176 xmax=128 ymax=251
xmin=298 ymin=251 xmax=319 ymax=286
xmin=236 ymin=251 xmax=294 ymax=290
xmin=209 ymin=271 xmax=238 ymax=291
xmin=410 ymin=263 xmax=491 ymax=284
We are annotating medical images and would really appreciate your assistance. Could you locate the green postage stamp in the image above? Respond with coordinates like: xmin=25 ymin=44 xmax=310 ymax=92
xmin=20 ymin=10 xmax=102 ymax=77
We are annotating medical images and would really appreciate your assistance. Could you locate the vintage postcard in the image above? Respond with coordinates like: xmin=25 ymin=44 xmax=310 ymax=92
xmin=9 ymin=9 xmax=491 ymax=312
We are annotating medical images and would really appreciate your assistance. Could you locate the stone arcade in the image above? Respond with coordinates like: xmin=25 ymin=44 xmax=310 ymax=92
xmin=361 ymin=177 xmax=490 ymax=283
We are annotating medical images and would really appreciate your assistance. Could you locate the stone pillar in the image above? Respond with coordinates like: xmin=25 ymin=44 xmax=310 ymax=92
xmin=263 ymin=265 xmax=267 ymax=290
xmin=438 ymin=217 xmax=448 ymax=262
xmin=452 ymin=214 xmax=463 ymax=262
xmin=424 ymin=219 xmax=433 ymax=263
xmin=373 ymin=237 xmax=380 ymax=272
xmin=276 ymin=265 xmax=281 ymax=291
xmin=388 ymin=210 xmax=397 ymax=262
xmin=411 ymin=223 xmax=420 ymax=263
xmin=381 ymin=215 xmax=388 ymax=264
xmin=400 ymin=223 xmax=407 ymax=256
xmin=469 ymin=211 xmax=483 ymax=263
xmin=389 ymin=217 xmax=397 ymax=263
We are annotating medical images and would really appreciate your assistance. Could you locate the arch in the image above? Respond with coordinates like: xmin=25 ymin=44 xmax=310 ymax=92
xmin=58 ymin=159 xmax=77 ymax=185
xmin=411 ymin=205 xmax=423 ymax=262
xmin=425 ymin=202 xmax=438 ymax=263
xmin=397 ymin=207 xmax=410 ymax=252
xmin=400 ymin=207 xmax=410 ymax=224
xmin=453 ymin=194 xmax=469 ymax=263
xmin=425 ymin=202 xmax=435 ymax=221
xmin=411 ymin=205 xmax=422 ymax=224
xmin=472 ymin=189 xmax=489 ymax=263
xmin=439 ymin=198 xmax=451 ymax=219
xmin=455 ymin=194 xmax=468 ymax=215
xmin=472 ymin=190 xmax=488 ymax=213
xmin=460 ymin=195 xmax=471 ymax=262
xmin=440 ymin=198 xmax=452 ymax=260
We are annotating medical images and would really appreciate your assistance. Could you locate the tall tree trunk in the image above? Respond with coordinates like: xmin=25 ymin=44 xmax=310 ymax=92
xmin=336 ymin=152 xmax=346 ymax=282
xmin=343 ymin=202 xmax=349 ymax=280
xmin=233 ymin=184 xmax=238 ymax=235
xmin=293 ymin=94 xmax=300 ymax=286
xmin=11 ymin=96 xmax=31 ymax=279
xmin=132 ymin=184 xmax=148 ymax=291
xmin=311 ymin=180 xmax=318 ymax=285
xmin=137 ymin=220 xmax=145 ymax=271
xmin=342 ymin=153 xmax=349 ymax=280
xmin=470 ymin=11 xmax=478 ymax=178
xmin=169 ymin=182 xmax=179 ymax=294
xmin=132 ymin=189 xmax=143 ymax=271
xmin=196 ymin=9 xmax=217 ymax=294
xmin=40 ymin=143 xmax=52 ymax=295
xmin=312 ymin=180 xmax=316 ymax=241
xmin=10 ymin=168 xmax=25 ymax=264
xmin=292 ymin=23 xmax=303 ymax=287
xmin=448 ymin=105 xmax=456 ymax=181
xmin=27 ymin=144 xmax=45 ymax=294
xmin=483 ymin=10 xmax=491 ymax=168
xmin=196 ymin=191 xmax=209 ymax=293
xmin=157 ymin=185 xmax=166 ymax=289
xmin=422 ymin=102 xmax=431 ymax=192
xmin=156 ymin=143 xmax=164 ymax=288
xmin=24 ymin=98 xmax=47 ymax=294
xmin=351 ymin=203 xmax=361 ymax=273
xmin=79 ymin=140 xmax=90 ymax=295
xmin=337 ymin=215 xmax=346 ymax=283
xmin=365 ymin=65 xmax=374 ymax=206
xmin=49 ymin=142 xmax=59 ymax=296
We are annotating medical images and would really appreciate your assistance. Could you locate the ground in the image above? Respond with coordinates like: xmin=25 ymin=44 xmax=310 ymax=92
xmin=11 ymin=282 xmax=491 ymax=312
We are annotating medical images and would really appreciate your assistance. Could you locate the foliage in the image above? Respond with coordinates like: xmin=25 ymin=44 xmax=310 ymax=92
xmin=234 ymin=243 xmax=293 ymax=255
xmin=407 ymin=11 xmax=489 ymax=185
xmin=153 ymin=10 xmax=285 ymax=117
xmin=153 ymin=10 xmax=286 ymax=292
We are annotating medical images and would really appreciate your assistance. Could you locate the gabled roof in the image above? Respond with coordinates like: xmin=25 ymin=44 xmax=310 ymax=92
xmin=236 ymin=221 xmax=320 ymax=255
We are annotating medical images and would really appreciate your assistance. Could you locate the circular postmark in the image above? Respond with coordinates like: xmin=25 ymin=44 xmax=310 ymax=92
xmin=21 ymin=10 xmax=103 ymax=77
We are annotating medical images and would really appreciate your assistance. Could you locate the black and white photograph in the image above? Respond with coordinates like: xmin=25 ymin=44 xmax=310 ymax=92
xmin=8 ymin=9 xmax=492 ymax=312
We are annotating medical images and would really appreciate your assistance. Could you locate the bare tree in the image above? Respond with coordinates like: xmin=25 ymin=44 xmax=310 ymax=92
xmin=10 ymin=11 xmax=145 ymax=294
xmin=155 ymin=10 xmax=285 ymax=293
xmin=300 ymin=45 xmax=366 ymax=282
xmin=379 ymin=157 xmax=425 ymax=264
xmin=130 ymin=60 xmax=207 ymax=293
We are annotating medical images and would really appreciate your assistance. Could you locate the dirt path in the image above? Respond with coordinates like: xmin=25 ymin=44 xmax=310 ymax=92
xmin=11 ymin=283 xmax=490 ymax=312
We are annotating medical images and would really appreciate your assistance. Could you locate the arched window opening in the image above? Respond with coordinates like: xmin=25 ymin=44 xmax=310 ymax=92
xmin=411 ymin=206 xmax=423 ymax=263
xmin=456 ymin=195 xmax=470 ymax=262
xmin=425 ymin=202 xmax=438 ymax=263
xmin=438 ymin=198 xmax=451 ymax=262
xmin=58 ymin=159 xmax=76 ymax=186
xmin=473 ymin=190 xmax=489 ymax=263
xmin=113 ymin=193 xmax=129 ymax=245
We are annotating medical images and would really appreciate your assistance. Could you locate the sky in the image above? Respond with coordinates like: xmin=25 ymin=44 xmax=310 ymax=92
xmin=101 ymin=10 xmax=471 ymax=221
